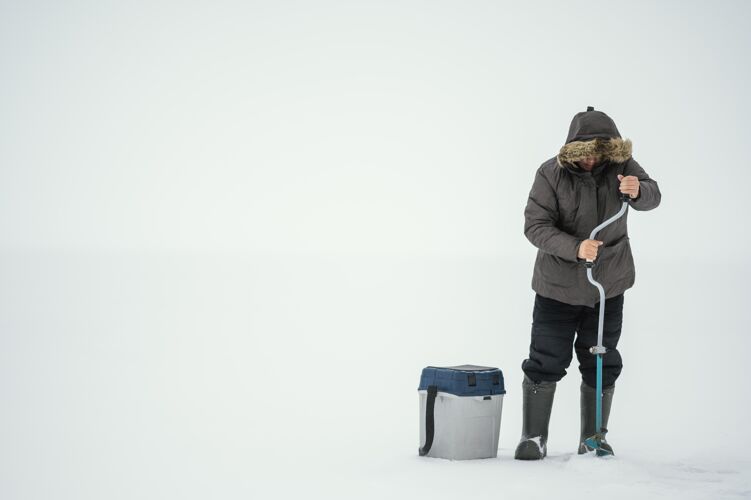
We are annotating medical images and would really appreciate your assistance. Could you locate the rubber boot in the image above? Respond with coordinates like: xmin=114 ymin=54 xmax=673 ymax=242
xmin=514 ymin=375 xmax=556 ymax=460
xmin=578 ymin=381 xmax=615 ymax=455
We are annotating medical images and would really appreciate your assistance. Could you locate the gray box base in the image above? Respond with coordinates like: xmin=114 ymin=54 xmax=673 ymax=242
xmin=418 ymin=390 xmax=503 ymax=460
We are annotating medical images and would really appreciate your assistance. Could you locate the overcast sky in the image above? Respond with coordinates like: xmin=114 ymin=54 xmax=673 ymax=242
xmin=2 ymin=0 xmax=749 ymax=259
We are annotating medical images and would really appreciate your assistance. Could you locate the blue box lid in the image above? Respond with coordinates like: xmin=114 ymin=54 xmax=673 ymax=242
xmin=418 ymin=365 xmax=506 ymax=396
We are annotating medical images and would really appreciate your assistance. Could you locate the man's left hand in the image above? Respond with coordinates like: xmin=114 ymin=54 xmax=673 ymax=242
xmin=617 ymin=174 xmax=640 ymax=199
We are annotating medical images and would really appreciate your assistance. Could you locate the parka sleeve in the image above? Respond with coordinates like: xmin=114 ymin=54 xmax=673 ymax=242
xmin=624 ymin=158 xmax=661 ymax=211
xmin=524 ymin=168 xmax=581 ymax=262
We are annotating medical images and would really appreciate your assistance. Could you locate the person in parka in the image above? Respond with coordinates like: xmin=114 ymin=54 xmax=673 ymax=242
xmin=514 ymin=106 xmax=661 ymax=460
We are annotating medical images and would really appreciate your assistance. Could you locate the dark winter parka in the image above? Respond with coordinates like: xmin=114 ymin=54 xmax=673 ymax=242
xmin=524 ymin=108 xmax=661 ymax=306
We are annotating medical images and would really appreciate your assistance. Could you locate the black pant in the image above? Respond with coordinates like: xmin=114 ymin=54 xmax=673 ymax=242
xmin=522 ymin=293 xmax=624 ymax=388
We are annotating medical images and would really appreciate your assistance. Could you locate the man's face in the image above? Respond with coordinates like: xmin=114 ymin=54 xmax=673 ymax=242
xmin=578 ymin=156 xmax=600 ymax=171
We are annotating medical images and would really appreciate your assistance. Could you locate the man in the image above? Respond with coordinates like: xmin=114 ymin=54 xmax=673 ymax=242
xmin=514 ymin=106 xmax=661 ymax=460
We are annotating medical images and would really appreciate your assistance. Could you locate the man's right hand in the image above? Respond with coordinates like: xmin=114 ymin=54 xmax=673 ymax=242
xmin=577 ymin=239 xmax=604 ymax=261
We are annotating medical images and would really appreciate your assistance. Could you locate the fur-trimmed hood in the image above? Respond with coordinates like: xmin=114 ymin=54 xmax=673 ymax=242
xmin=556 ymin=107 xmax=632 ymax=167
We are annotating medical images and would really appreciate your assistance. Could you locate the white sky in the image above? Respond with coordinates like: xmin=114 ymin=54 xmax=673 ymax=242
xmin=2 ymin=0 xmax=749 ymax=258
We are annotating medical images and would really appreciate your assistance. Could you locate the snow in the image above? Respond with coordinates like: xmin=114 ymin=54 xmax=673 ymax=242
xmin=1 ymin=254 xmax=749 ymax=499
xmin=363 ymin=451 xmax=751 ymax=500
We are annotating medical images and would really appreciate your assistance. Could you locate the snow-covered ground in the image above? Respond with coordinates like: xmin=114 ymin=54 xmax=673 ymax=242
xmin=1 ymin=254 xmax=749 ymax=499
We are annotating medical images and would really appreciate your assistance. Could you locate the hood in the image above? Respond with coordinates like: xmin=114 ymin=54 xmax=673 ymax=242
xmin=556 ymin=106 xmax=632 ymax=167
